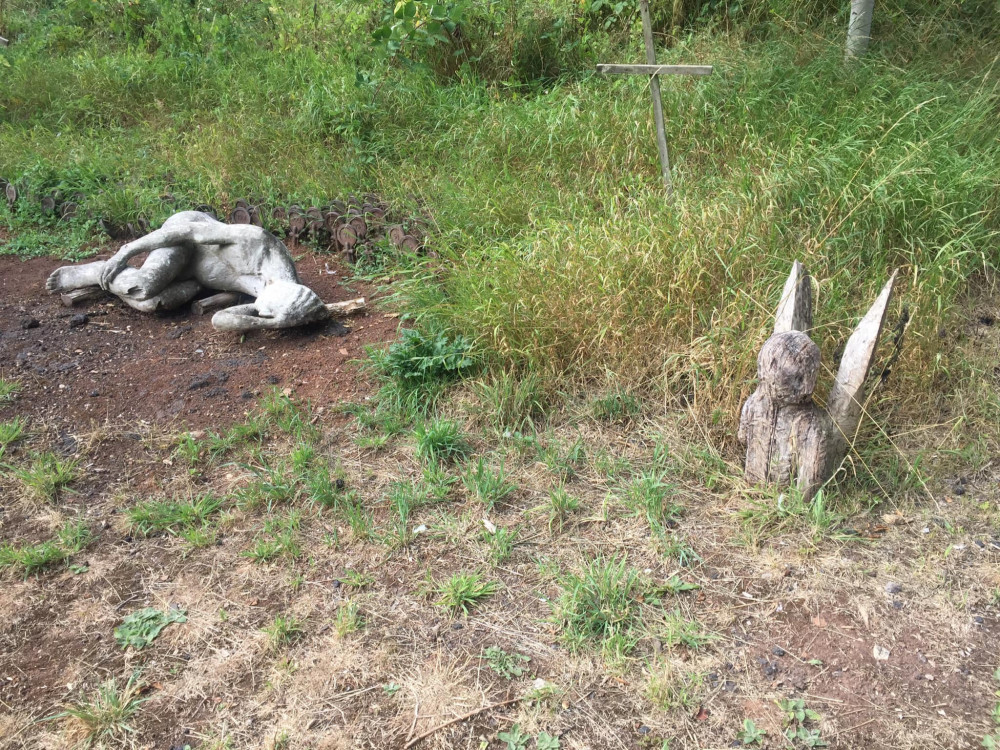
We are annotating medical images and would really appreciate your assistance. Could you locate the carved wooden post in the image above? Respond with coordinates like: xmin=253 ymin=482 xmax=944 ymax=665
xmin=739 ymin=263 xmax=899 ymax=499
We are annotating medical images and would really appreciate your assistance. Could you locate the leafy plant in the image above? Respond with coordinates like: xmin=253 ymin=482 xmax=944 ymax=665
xmin=435 ymin=571 xmax=498 ymax=615
xmin=536 ymin=733 xmax=561 ymax=750
xmin=114 ymin=607 xmax=187 ymax=650
xmin=779 ymin=698 xmax=826 ymax=747
xmin=372 ymin=0 xmax=467 ymax=62
xmin=739 ymin=718 xmax=767 ymax=745
xmin=374 ymin=328 xmax=474 ymax=385
xmin=497 ymin=724 xmax=530 ymax=750
xmin=483 ymin=646 xmax=530 ymax=679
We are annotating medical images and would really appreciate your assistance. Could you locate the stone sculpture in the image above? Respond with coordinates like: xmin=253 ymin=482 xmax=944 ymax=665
xmin=738 ymin=261 xmax=898 ymax=499
xmin=46 ymin=211 xmax=362 ymax=331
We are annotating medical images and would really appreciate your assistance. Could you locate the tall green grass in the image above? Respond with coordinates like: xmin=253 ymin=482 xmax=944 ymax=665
xmin=1 ymin=1 xmax=997 ymax=436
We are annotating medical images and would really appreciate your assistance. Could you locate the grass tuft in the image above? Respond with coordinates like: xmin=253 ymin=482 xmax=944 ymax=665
xmin=435 ymin=571 xmax=498 ymax=615
xmin=555 ymin=557 xmax=642 ymax=655
xmin=51 ymin=672 xmax=147 ymax=747
xmin=11 ymin=452 xmax=78 ymax=502
xmin=414 ymin=419 xmax=470 ymax=464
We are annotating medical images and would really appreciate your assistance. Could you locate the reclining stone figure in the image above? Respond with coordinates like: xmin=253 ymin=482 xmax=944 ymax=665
xmin=46 ymin=210 xmax=334 ymax=331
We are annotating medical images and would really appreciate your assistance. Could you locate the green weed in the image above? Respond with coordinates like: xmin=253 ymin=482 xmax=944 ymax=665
xmin=11 ymin=452 xmax=78 ymax=501
xmin=622 ymin=473 xmax=681 ymax=532
xmin=334 ymin=602 xmax=362 ymax=637
xmin=555 ymin=557 xmax=642 ymax=654
xmin=592 ymin=390 xmax=641 ymax=423
xmin=462 ymin=457 xmax=515 ymax=508
xmin=474 ymin=370 xmax=545 ymax=432
xmin=414 ymin=419 xmax=470 ymax=464
xmin=483 ymin=646 xmax=530 ymax=679
xmin=0 ymin=378 xmax=20 ymax=403
xmin=646 ymin=660 xmax=702 ymax=710
xmin=0 ymin=417 xmax=27 ymax=451
xmin=482 ymin=525 xmax=519 ymax=565
xmin=127 ymin=494 xmax=222 ymax=537
xmin=435 ymin=571 xmax=498 ymax=615
xmin=543 ymin=486 xmax=580 ymax=533
xmin=338 ymin=569 xmax=375 ymax=589
xmin=244 ymin=512 xmax=302 ymax=563
xmin=52 ymin=673 xmax=147 ymax=746
xmin=0 ymin=521 xmax=91 ymax=577
xmin=263 ymin=614 xmax=305 ymax=649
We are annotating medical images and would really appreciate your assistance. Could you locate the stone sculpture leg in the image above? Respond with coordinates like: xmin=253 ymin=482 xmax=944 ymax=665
xmin=47 ymin=245 xmax=202 ymax=312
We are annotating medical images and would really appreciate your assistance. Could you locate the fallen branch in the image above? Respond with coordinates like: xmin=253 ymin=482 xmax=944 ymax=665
xmin=403 ymin=696 xmax=523 ymax=749
xmin=324 ymin=297 xmax=366 ymax=316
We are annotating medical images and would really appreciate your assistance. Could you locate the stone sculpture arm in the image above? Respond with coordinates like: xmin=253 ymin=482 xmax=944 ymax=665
xmin=99 ymin=218 xmax=242 ymax=290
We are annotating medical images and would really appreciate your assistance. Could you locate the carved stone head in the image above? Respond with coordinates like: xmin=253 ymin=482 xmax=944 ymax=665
xmin=757 ymin=330 xmax=820 ymax=405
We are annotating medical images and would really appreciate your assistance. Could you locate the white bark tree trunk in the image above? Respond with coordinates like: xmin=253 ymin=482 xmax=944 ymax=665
xmin=845 ymin=0 xmax=875 ymax=58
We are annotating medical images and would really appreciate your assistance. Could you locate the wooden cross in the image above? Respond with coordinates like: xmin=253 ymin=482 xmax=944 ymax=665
xmin=597 ymin=0 xmax=712 ymax=195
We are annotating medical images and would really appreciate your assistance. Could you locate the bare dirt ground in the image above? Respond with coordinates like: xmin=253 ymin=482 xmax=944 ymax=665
xmin=1 ymin=250 xmax=999 ymax=750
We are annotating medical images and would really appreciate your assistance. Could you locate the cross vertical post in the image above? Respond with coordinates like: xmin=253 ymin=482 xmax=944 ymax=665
xmin=639 ymin=0 xmax=672 ymax=194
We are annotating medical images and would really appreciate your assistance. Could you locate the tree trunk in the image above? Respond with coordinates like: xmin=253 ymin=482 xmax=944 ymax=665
xmin=845 ymin=0 xmax=874 ymax=59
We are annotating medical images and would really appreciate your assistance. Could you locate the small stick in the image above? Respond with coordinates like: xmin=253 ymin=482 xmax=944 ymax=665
xmin=324 ymin=297 xmax=367 ymax=316
xmin=192 ymin=292 xmax=241 ymax=315
xmin=403 ymin=696 xmax=523 ymax=749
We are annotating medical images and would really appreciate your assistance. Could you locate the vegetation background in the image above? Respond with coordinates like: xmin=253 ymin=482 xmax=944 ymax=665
xmin=1 ymin=0 xmax=999 ymax=468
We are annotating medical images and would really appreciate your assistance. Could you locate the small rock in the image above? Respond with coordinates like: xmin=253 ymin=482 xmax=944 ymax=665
xmin=885 ymin=582 xmax=903 ymax=594
xmin=891 ymin=600 xmax=904 ymax=610
xmin=451 ymin=622 xmax=463 ymax=630
xmin=873 ymin=645 xmax=891 ymax=661
xmin=20 ymin=317 xmax=40 ymax=330
xmin=954 ymin=485 xmax=966 ymax=496
xmin=637 ymin=726 xmax=651 ymax=736
xmin=973 ymin=616 xmax=985 ymax=625
xmin=772 ymin=646 xmax=786 ymax=657
xmin=68 ymin=314 xmax=89 ymax=328
xmin=188 ymin=374 xmax=214 ymax=390
xmin=267 ymin=374 xmax=281 ymax=384
xmin=89 ymin=390 xmax=99 ymax=397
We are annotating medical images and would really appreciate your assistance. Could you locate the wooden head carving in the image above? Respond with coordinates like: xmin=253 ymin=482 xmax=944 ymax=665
xmin=738 ymin=263 xmax=898 ymax=499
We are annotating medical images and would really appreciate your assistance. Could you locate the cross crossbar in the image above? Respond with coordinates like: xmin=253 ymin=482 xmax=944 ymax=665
xmin=596 ymin=0 xmax=712 ymax=195
xmin=597 ymin=64 xmax=713 ymax=76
